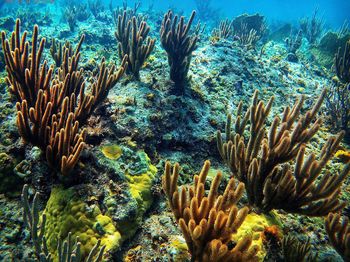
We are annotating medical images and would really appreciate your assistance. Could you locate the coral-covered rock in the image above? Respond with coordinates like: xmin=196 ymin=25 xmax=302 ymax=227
xmin=44 ymin=187 xmax=121 ymax=259
xmin=311 ymin=31 xmax=350 ymax=68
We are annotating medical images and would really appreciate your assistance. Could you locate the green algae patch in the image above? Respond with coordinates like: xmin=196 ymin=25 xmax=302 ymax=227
xmin=101 ymin=144 xmax=123 ymax=160
xmin=232 ymin=211 xmax=281 ymax=261
xmin=44 ymin=187 xmax=121 ymax=260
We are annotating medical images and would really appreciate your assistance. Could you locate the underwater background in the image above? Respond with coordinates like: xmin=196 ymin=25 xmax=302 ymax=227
xmin=1 ymin=0 xmax=350 ymax=261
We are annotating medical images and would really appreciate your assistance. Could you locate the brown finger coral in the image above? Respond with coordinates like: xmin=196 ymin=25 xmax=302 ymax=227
xmin=217 ymin=90 xmax=350 ymax=216
xmin=1 ymin=19 xmax=127 ymax=179
xmin=162 ymin=160 xmax=259 ymax=262
xmin=325 ymin=213 xmax=350 ymax=261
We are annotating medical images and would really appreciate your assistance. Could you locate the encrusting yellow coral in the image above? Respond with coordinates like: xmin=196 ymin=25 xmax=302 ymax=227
xmin=335 ymin=150 xmax=350 ymax=163
xmin=44 ymin=187 xmax=121 ymax=259
xmin=232 ymin=212 xmax=281 ymax=261
xmin=101 ymin=144 xmax=123 ymax=160
xmin=122 ymin=153 xmax=157 ymax=239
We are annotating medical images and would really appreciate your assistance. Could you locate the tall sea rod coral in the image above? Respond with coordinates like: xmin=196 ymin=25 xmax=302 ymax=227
xmin=325 ymin=213 xmax=350 ymax=261
xmin=217 ymin=90 xmax=350 ymax=216
xmin=211 ymin=19 xmax=234 ymax=41
xmin=335 ymin=40 xmax=350 ymax=84
xmin=160 ymin=10 xmax=200 ymax=94
xmin=115 ymin=10 xmax=155 ymax=80
xmin=1 ymin=19 xmax=127 ymax=179
xmin=325 ymin=40 xmax=350 ymax=141
xmin=163 ymin=160 xmax=259 ymax=261
xmin=299 ymin=8 xmax=324 ymax=45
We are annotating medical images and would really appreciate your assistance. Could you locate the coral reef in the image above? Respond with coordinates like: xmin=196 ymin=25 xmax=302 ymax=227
xmin=194 ymin=0 xmax=219 ymax=25
xmin=299 ymin=8 xmax=324 ymax=46
xmin=232 ymin=212 xmax=281 ymax=260
xmin=0 ymin=2 xmax=349 ymax=261
xmin=21 ymin=184 xmax=106 ymax=261
xmin=160 ymin=10 xmax=200 ymax=94
xmin=101 ymin=144 xmax=123 ymax=160
xmin=50 ymin=38 xmax=78 ymax=68
xmin=88 ymin=0 xmax=104 ymax=19
xmin=325 ymin=40 xmax=350 ymax=140
xmin=0 ymin=152 xmax=21 ymax=195
xmin=325 ymin=213 xmax=350 ymax=261
xmin=21 ymin=184 xmax=49 ymax=260
xmin=285 ymin=30 xmax=303 ymax=62
xmin=44 ymin=186 xmax=118 ymax=259
xmin=335 ymin=40 xmax=350 ymax=84
xmin=325 ymin=83 xmax=350 ymax=140
xmin=95 ymin=144 xmax=158 ymax=242
xmin=113 ymin=1 xmax=143 ymax=26
xmin=310 ymin=31 xmax=350 ymax=68
xmin=63 ymin=7 xmax=78 ymax=32
xmin=282 ymin=235 xmax=315 ymax=261
xmin=211 ymin=19 xmax=233 ymax=40
xmin=115 ymin=10 xmax=155 ymax=80
xmin=1 ymin=19 xmax=127 ymax=180
xmin=163 ymin=160 xmax=259 ymax=261
xmin=217 ymin=90 xmax=350 ymax=215
xmin=232 ymin=13 xmax=267 ymax=49
xmin=335 ymin=149 xmax=350 ymax=163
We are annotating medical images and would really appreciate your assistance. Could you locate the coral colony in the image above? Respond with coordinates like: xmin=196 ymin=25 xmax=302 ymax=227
xmin=0 ymin=0 xmax=350 ymax=261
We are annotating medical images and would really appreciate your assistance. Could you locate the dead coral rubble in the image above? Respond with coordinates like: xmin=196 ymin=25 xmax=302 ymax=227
xmin=217 ymin=90 xmax=350 ymax=216
xmin=1 ymin=19 xmax=127 ymax=178
xmin=162 ymin=160 xmax=259 ymax=262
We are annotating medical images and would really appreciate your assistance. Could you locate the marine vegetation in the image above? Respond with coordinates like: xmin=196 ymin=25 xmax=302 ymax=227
xmin=21 ymin=184 xmax=106 ymax=261
xmin=160 ymin=10 xmax=200 ymax=94
xmin=285 ymin=29 xmax=303 ymax=62
xmin=217 ymin=90 xmax=350 ymax=215
xmin=115 ymin=10 xmax=155 ymax=80
xmin=1 ymin=19 xmax=127 ymax=180
xmin=325 ymin=213 xmax=350 ymax=261
xmin=0 ymin=1 xmax=350 ymax=262
xmin=162 ymin=160 xmax=259 ymax=261
xmin=231 ymin=13 xmax=267 ymax=49
xmin=299 ymin=8 xmax=324 ymax=46
xmin=212 ymin=19 xmax=234 ymax=41
xmin=281 ymin=235 xmax=315 ymax=261
xmin=325 ymin=40 xmax=350 ymax=140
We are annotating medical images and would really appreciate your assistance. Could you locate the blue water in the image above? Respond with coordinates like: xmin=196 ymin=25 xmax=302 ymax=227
xmin=1 ymin=0 xmax=349 ymax=29
xmin=157 ymin=0 xmax=349 ymax=29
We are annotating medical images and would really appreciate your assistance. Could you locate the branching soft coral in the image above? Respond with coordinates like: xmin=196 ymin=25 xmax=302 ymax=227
xmin=1 ymin=19 xmax=127 ymax=179
xmin=217 ymin=90 xmax=350 ymax=216
xmin=163 ymin=160 xmax=259 ymax=262
xmin=325 ymin=213 xmax=350 ymax=261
